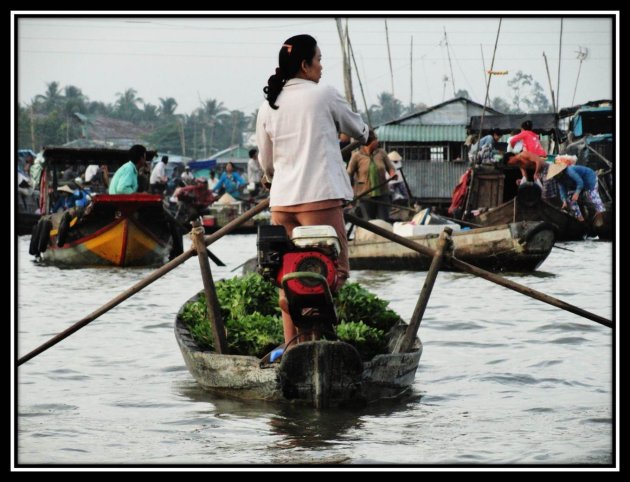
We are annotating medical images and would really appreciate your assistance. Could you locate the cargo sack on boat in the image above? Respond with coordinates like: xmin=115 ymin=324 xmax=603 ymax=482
xmin=216 ymin=193 xmax=238 ymax=204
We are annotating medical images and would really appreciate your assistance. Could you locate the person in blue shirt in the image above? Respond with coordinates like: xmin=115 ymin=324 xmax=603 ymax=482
xmin=51 ymin=185 xmax=76 ymax=213
xmin=51 ymin=181 xmax=92 ymax=213
xmin=475 ymin=128 xmax=502 ymax=164
xmin=108 ymin=145 xmax=148 ymax=194
xmin=72 ymin=177 xmax=91 ymax=208
xmin=213 ymin=161 xmax=247 ymax=199
xmin=546 ymin=163 xmax=605 ymax=222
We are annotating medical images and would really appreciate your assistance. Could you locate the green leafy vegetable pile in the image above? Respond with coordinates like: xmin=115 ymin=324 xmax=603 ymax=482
xmin=179 ymin=273 xmax=401 ymax=360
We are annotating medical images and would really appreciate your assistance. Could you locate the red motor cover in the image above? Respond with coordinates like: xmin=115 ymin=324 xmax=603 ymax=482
xmin=277 ymin=251 xmax=337 ymax=295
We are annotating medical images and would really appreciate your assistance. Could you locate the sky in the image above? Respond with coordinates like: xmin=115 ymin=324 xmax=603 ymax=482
xmin=14 ymin=12 xmax=616 ymax=118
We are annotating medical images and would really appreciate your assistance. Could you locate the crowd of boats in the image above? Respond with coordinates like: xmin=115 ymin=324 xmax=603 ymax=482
xmin=16 ymin=103 xmax=614 ymax=408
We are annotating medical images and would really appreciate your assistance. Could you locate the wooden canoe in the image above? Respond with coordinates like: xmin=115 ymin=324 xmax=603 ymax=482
xmin=33 ymin=194 xmax=178 ymax=267
xmin=348 ymin=221 xmax=555 ymax=272
xmin=175 ymin=294 xmax=422 ymax=408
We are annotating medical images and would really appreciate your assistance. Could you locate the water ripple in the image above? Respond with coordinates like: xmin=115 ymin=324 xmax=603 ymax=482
xmin=549 ymin=336 xmax=588 ymax=345
xmin=15 ymin=235 xmax=615 ymax=466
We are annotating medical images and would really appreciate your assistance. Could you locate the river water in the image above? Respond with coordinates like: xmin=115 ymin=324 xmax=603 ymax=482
xmin=13 ymin=234 xmax=616 ymax=468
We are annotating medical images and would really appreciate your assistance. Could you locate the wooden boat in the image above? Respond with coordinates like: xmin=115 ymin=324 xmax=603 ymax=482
xmin=29 ymin=147 xmax=181 ymax=267
xmin=200 ymin=201 xmax=270 ymax=234
xmin=348 ymin=220 xmax=554 ymax=272
xmin=472 ymin=178 xmax=592 ymax=241
xmin=166 ymin=189 xmax=270 ymax=235
xmin=473 ymin=185 xmax=590 ymax=242
xmin=462 ymin=109 xmax=613 ymax=240
xmin=175 ymin=294 xmax=422 ymax=408
xmin=454 ymin=164 xmax=590 ymax=241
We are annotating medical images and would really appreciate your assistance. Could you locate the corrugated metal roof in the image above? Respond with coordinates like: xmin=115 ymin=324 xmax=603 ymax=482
xmin=376 ymin=125 xmax=467 ymax=142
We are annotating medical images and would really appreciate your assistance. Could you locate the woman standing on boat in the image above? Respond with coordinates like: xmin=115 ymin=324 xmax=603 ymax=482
xmin=212 ymin=161 xmax=247 ymax=200
xmin=256 ymin=34 xmax=371 ymax=345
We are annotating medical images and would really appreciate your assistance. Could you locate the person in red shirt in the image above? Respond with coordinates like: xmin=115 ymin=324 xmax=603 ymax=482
xmin=508 ymin=120 xmax=547 ymax=157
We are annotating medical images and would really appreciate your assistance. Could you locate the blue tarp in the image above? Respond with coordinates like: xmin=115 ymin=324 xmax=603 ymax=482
xmin=187 ymin=159 xmax=217 ymax=171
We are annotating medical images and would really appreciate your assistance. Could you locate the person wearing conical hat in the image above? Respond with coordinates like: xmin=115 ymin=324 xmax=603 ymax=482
xmin=546 ymin=162 xmax=605 ymax=222
xmin=387 ymin=151 xmax=409 ymax=201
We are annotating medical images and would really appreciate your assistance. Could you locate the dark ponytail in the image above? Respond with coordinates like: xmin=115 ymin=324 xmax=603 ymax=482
xmin=263 ymin=34 xmax=317 ymax=110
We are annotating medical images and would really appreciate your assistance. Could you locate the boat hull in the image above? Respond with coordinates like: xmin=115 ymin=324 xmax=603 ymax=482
xmin=476 ymin=194 xmax=587 ymax=241
xmin=37 ymin=194 xmax=174 ymax=267
xmin=175 ymin=297 xmax=422 ymax=408
xmin=42 ymin=218 xmax=170 ymax=267
xmin=349 ymin=221 xmax=554 ymax=272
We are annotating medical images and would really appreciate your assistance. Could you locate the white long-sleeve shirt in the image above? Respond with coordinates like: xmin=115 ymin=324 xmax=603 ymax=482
xmin=150 ymin=161 xmax=167 ymax=184
xmin=256 ymin=78 xmax=369 ymax=207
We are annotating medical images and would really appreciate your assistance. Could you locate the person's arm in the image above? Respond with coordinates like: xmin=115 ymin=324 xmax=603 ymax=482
xmin=117 ymin=163 xmax=138 ymax=193
xmin=383 ymin=152 xmax=397 ymax=179
xmin=347 ymin=152 xmax=359 ymax=176
xmin=328 ymin=86 xmax=369 ymax=144
xmin=235 ymin=172 xmax=247 ymax=187
xmin=558 ymin=182 xmax=568 ymax=206
xmin=565 ymin=167 xmax=584 ymax=201
xmin=255 ymin=106 xmax=274 ymax=181
xmin=213 ymin=173 xmax=226 ymax=192
xmin=509 ymin=131 xmax=526 ymax=147
xmin=129 ymin=172 xmax=139 ymax=193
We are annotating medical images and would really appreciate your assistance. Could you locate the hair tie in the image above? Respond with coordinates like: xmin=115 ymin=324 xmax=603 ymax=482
xmin=282 ymin=43 xmax=293 ymax=54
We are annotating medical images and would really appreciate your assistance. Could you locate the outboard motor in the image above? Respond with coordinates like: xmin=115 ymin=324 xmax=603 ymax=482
xmin=257 ymin=224 xmax=340 ymax=336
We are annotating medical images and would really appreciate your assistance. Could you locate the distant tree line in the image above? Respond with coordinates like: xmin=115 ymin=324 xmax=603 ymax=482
xmin=17 ymin=82 xmax=254 ymax=158
xmin=18 ymin=71 xmax=551 ymax=155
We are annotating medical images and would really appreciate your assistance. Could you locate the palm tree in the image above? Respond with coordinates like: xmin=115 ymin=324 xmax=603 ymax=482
xmin=229 ymin=110 xmax=248 ymax=146
xmin=158 ymin=97 xmax=178 ymax=117
xmin=199 ymin=98 xmax=227 ymax=156
xmin=249 ymin=108 xmax=259 ymax=131
xmin=61 ymin=85 xmax=87 ymax=142
xmin=34 ymin=81 xmax=63 ymax=113
xmin=114 ymin=88 xmax=143 ymax=121
xmin=141 ymin=103 xmax=159 ymax=123
xmin=86 ymin=100 xmax=114 ymax=116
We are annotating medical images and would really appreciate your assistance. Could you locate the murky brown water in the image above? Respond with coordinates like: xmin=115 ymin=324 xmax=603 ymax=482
xmin=14 ymin=234 xmax=615 ymax=467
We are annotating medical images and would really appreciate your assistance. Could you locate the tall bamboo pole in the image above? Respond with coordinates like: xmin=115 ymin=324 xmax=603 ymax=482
xmin=385 ymin=19 xmax=395 ymax=98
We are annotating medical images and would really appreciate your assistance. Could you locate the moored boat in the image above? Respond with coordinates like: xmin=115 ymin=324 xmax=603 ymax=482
xmin=349 ymin=220 xmax=555 ymax=272
xmin=200 ymin=201 xmax=270 ymax=234
xmin=473 ymin=187 xmax=589 ymax=242
xmin=451 ymin=160 xmax=608 ymax=241
xmin=29 ymin=147 xmax=181 ymax=267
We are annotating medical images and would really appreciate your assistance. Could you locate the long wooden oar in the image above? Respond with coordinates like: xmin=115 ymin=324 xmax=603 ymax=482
xmin=18 ymin=198 xmax=270 ymax=366
xmin=345 ymin=212 xmax=612 ymax=328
